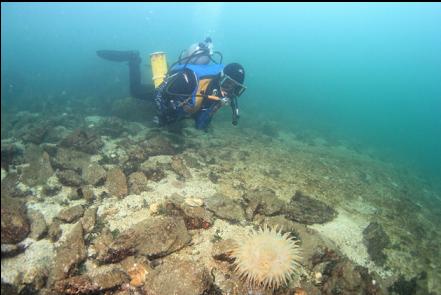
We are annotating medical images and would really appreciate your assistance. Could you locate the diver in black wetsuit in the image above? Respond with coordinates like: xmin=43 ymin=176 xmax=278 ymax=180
xmin=97 ymin=38 xmax=246 ymax=130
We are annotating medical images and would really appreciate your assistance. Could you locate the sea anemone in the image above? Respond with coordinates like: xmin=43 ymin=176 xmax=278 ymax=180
xmin=231 ymin=225 xmax=302 ymax=289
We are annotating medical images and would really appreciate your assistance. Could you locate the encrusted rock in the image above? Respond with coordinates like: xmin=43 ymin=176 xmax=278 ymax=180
xmin=59 ymin=129 xmax=103 ymax=154
xmin=92 ymin=269 xmax=129 ymax=291
xmin=284 ymin=191 xmax=337 ymax=225
xmin=48 ymin=223 xmax=87 ymax=286
xmin=388 ymin=272 xmax=430 ymax=295
xmin=1 ymin=172 xmax=31 ymax=198
xmin=140 ymin=159 xmax=167 ymax=182
xmin=95 ymin=117 xmax=128 ymax=138
xmin=242 ymin=187 xmax=285 ymax=220
xmin=206 ymin=195 xmax=245 ymax=223
xmin=51 ymin=147 xmax=90 ymax=173
xmin=128 ymin=171 xmax=149 ymax=195
xmin=57 ymin=169 xmax=82 ymax=187
xmin=125 ymin=145 xmax=148 ymax=168
xmin=41 ymin=143 xmax=58 ymax=157
xmin=1 ymin=143 xmax=24 ymax=171
xmin=1 ymin=243 xmax=26 ymax=258
xmin=42 ymin=176 xmax=62 ymax=197
xmin=57 ymin=205 xmax=85 ymax=223
xmin=48 ymin=220 xmax=62 ymax=242
xmin=1 ymin=196 xmax=30 ymax=244
xmin=163 ymin=200 xmax=214 ymax=230
xmin=363 ymin=222 xmax=391 ymax=266
xmin=142 ymin=257 xmax=212 ymax=295
xmin=53 ymin=275 xmax=97 ymax=295
xmin=22 ymin=124 xmax=50 ymax=145
xmin=78 ymin=185 xmax=96 ymax=203
xmin=212 ymin=239 xmax=235 ymax=263
xmin=20 ymin=144 xmax=54 ymax=186
xmin=208 ymin=171 xmax=219 ymax=183
xmin=96 ymin=216 xmax=191 ymax=263
xmin=82 ymin=163 xmax=106 ymax=186
xmin=28 ymin=209 xmax=48 ymax=240
xmin=53 ymin=269 xmax=129 ymax=294
xmin=170 ymin=156 xmax=191 ymax=179
xmin=68 ymin=188 xmax=82 ymax=200
xmin=81 ymin=206 xmax=97 ymax=234
xmin=179 ymin=204 xmax=214 ymax=230
xmin=45 ymin=125 xmax=70 ymax=143
xmin=1 ymin=282 xmax=18 ymax=295
xmin=321 ymin=259 xmax=383 ymax=295
xmin=144 ymin=135 xmax=178 ymax=157
xmin=105 ymin=167 xmax=128 ymax=198
xmin=1 ymin=173 xmax=19 ymax=198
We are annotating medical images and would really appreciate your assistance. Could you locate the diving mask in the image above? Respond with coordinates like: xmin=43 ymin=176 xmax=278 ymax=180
xmin=220 ymin=74 xmax=246 ymax=97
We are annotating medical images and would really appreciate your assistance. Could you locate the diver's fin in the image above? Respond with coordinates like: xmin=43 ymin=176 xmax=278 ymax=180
xmin=96 ymin=50 xmax=140 ymax=62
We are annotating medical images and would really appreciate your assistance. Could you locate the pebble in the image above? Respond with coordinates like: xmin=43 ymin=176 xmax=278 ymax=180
xmin=184 ymin=197 xmax=204 ymax=207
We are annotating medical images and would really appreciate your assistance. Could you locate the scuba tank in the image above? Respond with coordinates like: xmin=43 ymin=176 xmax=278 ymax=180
xmin=171 ymin=37 xmax=223 ymax=69
xmin=180 ymin=37 xmax=214 ymax=65
xmin=150 ymin=37 xmax=222 ymax=89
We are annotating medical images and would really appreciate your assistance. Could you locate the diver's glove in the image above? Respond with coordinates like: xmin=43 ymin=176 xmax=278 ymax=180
xmin=220 ymin=96 xmax=230 ymax=106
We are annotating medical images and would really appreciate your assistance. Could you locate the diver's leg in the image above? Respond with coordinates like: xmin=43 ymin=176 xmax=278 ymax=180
xmin=127 ymin=54 xmax=155 ymax=100
xmin=152 ymin=82 xmax=169 ymax=126
xmin=97 ymin=50 xmax=154 ymax=100
xmin=97 ymin=50 xmax=138 ymax=62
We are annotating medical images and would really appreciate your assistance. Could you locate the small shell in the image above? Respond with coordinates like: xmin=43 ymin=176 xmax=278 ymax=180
xmin=128 ymin=263 xmax=149 ymax=287
xmin=294 ymin=288 xmax=308 ymax=295
xmin=314 ymin=271 xmax=323 ymax=284
xmin=184 ymin=197 xmax=204 ymax=207
xmin=149 ymin=203 xmax=161 ymax=214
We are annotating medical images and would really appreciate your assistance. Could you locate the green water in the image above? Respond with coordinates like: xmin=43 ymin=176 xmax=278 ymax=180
xmin=2 ymin=2 xmax=441 ymax=185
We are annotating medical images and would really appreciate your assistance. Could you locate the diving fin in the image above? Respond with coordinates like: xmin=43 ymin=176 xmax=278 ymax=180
xmin=96 ymin=50 xmax=140 ymax=62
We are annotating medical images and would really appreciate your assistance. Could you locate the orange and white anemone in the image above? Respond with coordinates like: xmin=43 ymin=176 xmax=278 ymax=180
xmin=231 ymin=225 xmax=302 ymax=289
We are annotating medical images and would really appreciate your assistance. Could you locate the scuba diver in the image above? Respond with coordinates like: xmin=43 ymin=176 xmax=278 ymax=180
xmin=96 ymin=37 xmax=246 ymax=130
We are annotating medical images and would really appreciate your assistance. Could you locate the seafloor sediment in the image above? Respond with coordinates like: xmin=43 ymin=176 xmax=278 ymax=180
xmin=1 ymin=97 xmax=440 ymax=295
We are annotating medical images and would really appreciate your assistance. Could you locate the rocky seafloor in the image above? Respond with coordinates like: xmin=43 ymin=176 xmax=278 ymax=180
xmin=1 ymin=97 xmax=440 ymax=295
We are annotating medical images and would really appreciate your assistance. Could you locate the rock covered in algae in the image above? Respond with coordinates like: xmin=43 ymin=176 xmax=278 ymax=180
xmin=96 ymin=216 xmax=191 ymax=263
xmin=105 ymin=167 xmax=128 ymax=198
xmin=1 ymin=196 xmax=30 ymax=244
xmin=285 ymin=190 xmax=337 ymax=225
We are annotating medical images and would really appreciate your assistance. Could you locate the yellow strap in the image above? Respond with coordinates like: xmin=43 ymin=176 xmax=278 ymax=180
xmin=182 ymin=78 xmax=212 ymax=113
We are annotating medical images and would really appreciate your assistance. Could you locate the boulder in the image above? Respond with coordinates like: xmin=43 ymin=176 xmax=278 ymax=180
xmin=363 ymin=222 xmax=391 ymax=266
xmin=105 ymin=168 xmax=128 ymax=198
xmin=284 ymin=191 xmax=337 ymax=225
xmin=1 ymin=197 xmax=30 ymax=244
xmin=206 ymin=195 xmax=245 ymax=223
xmin=142 ymin=257 xmax=212 ymax=295
xmin=82 ymin=163 xmax=106 ymax=186
xmin=242 ymin=188 xmax=285 ymax=220
xmin=96 ymin=216 xmax=191 ymax=263
xmin=48 ymin=223 xmax=87 ymax=286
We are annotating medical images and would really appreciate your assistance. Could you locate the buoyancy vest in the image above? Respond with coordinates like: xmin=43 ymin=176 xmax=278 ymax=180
xmin=169 ymin=64 xmax=224 ymax=114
